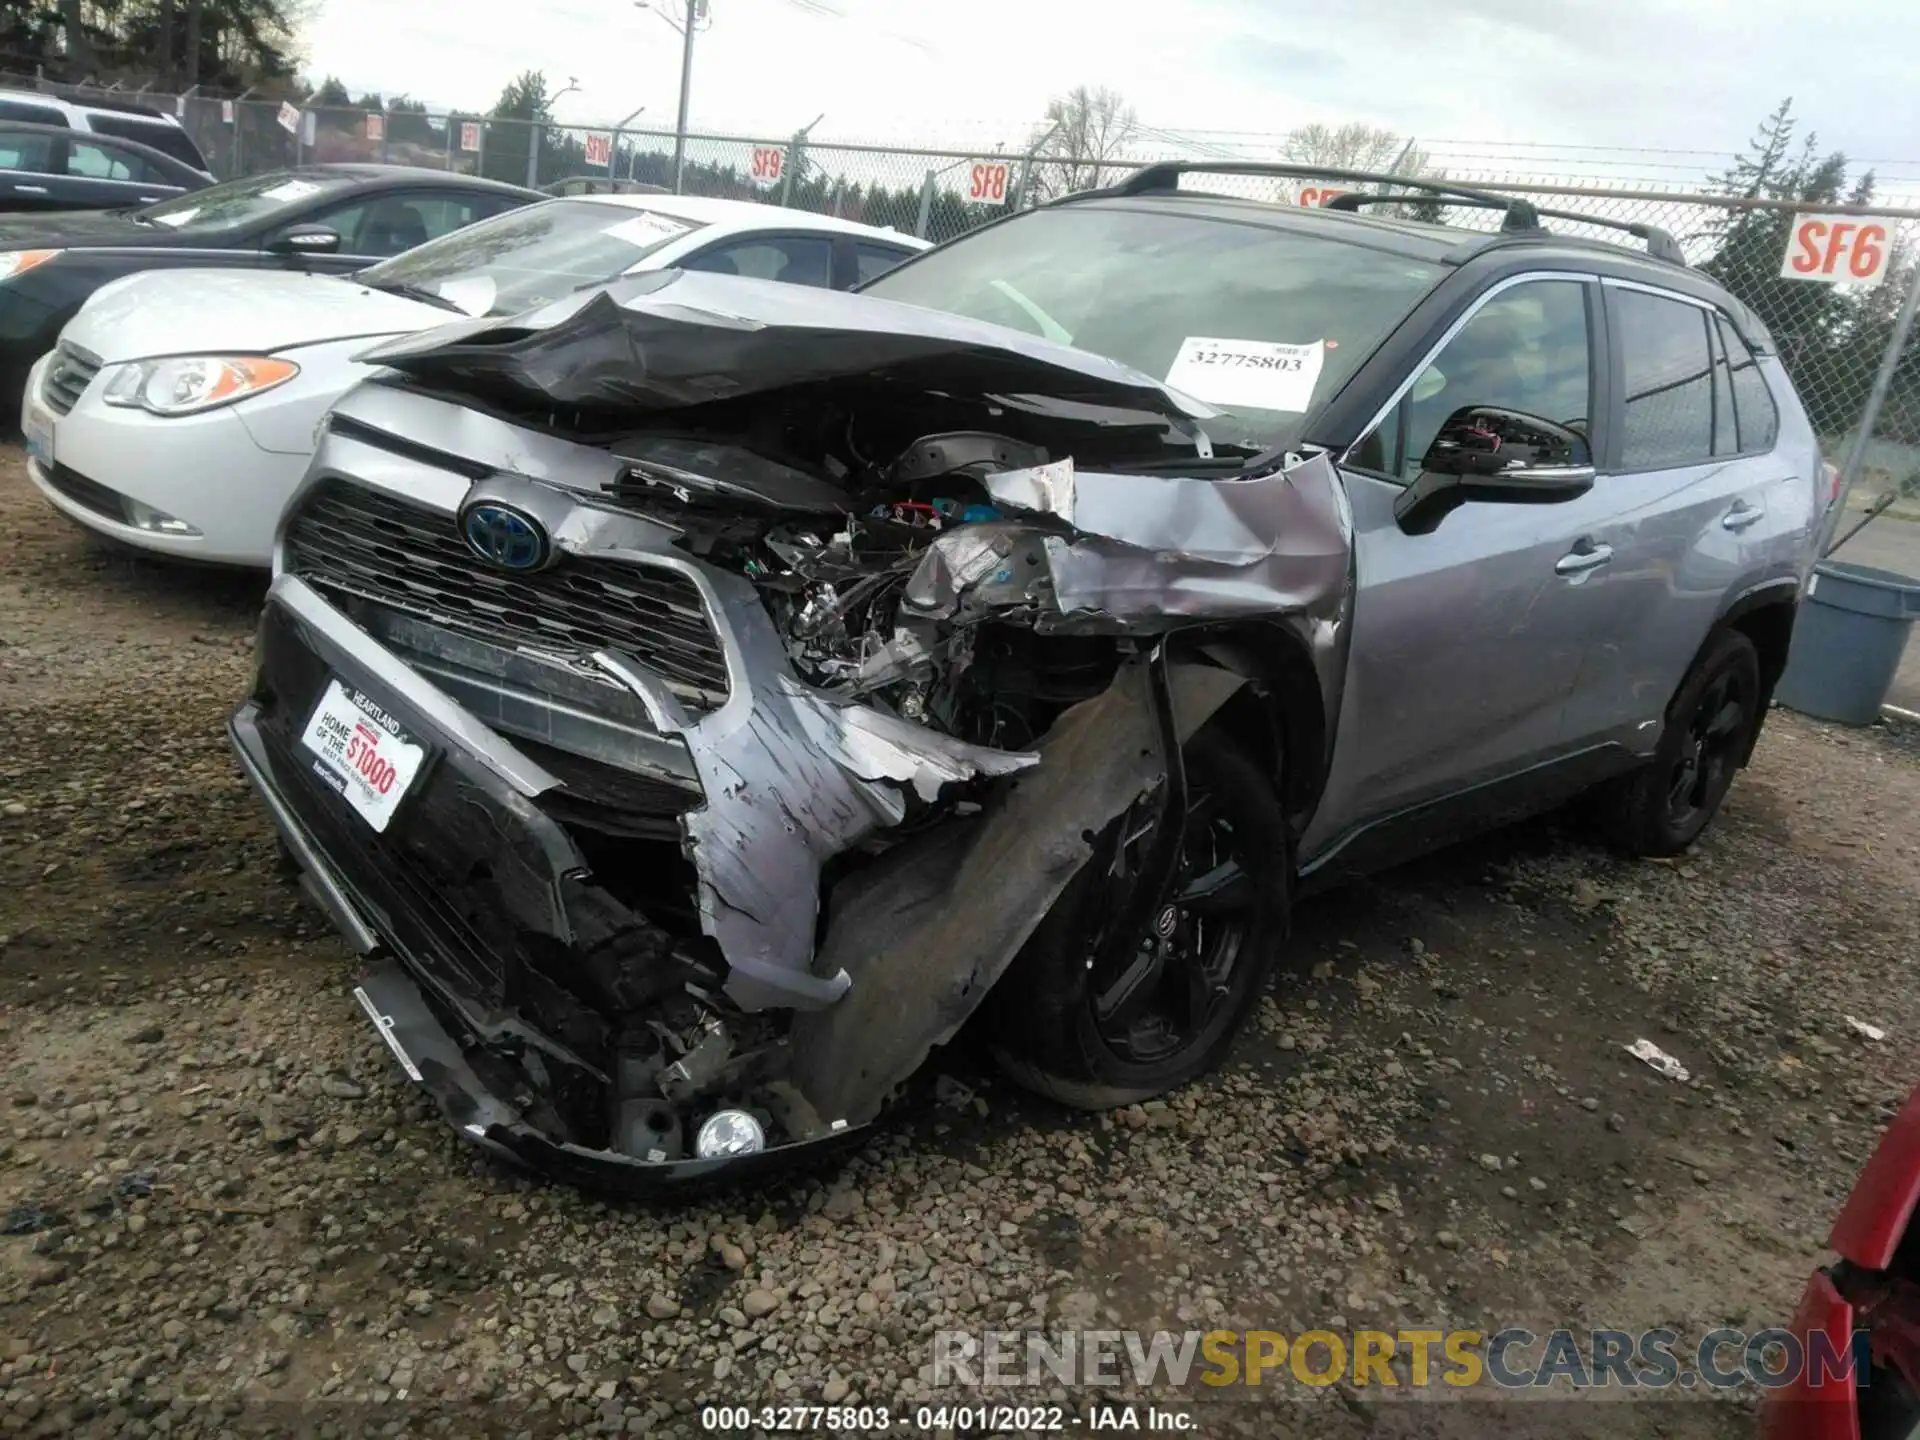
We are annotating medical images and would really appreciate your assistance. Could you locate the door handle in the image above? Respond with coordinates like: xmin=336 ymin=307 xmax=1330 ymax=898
xmin=1721 ymin=502 xmax=1764 ymax=531
xmin=1555 ymin=542 xmax=1613 ymax=576
xmin=14 ymin=184 xmax=47 ymax=195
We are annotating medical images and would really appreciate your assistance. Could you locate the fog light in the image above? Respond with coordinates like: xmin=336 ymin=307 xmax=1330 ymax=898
xmin=126 ymin=499 xmax=200 ymax=536
xmin=695 ymin=1109 xmax=765 ymax=1159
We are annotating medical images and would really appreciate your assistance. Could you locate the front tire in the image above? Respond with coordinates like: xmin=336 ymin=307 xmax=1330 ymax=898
xmin=1598 ymin=629 xmax=1761 ymax=856
xmin=985 ymin=726 xmax=1288 ymax=1110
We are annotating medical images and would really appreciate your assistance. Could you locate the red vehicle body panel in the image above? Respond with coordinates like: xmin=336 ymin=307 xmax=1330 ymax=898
xmin=1831 ymin=1088 xmax=1920 ymax=1271
xmin=1758 ymin=1271 xmax=1860 ymax=1440
xmin=1763 ymin=1086 xmax=1920 ymax=1438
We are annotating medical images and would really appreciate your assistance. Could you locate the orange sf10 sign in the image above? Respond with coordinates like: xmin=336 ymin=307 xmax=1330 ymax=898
xmin=968 ymin=161 xmax=1010 ymax=203
xmin=584 ymin=133 xmax=613 ymax=168
xmin=751 ymin=147 xmax=785 ymax=186
xmin=1782 ymin=214 xmax=1891 ymax=285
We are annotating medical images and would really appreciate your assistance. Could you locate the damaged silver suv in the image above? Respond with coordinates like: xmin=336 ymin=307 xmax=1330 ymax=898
xmin=232 ymin=162 xmax=1825 ymax=1188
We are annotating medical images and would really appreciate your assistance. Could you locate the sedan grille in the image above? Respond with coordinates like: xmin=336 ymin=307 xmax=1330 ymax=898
xmin=41 ymin=343 xmax=102 ymax=417
xmin=282 ymin=480 xmax=731 ymax=708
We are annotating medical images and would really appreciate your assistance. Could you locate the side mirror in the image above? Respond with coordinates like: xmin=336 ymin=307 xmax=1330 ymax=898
xmin=1394 ymin=405 xmax=1596 ymax=535
xmin=267 ymin=224 xmax=342 ymax=257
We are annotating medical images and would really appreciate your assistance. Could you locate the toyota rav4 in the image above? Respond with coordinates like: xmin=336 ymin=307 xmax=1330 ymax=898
xmin=230 ymin=162 xmax=1828 ymax=1189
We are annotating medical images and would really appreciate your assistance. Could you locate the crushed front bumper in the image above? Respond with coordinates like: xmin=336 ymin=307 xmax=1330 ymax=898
xmin=230 ymin=579 xmax=866 ymax=1192
xmin=342 ymin=957 xmax=863 ymax=1194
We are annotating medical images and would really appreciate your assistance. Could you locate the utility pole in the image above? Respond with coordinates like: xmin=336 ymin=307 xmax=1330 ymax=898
xmin=778 ymin=112 xmax=823 ymax=209
xmin=671 ymin=0 xmax=697 ymax=194
xmin=637 ymin=0 xmax=706 ymax=194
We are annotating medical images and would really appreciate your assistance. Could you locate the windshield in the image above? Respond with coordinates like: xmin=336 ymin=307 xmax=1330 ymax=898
xmin=862 ymin=204 xmax=1444 ymax=449
xmin=356 ymin=199 xmax=706 ymax=317
xmin=136 ymin=170 xmax=357 ymax=232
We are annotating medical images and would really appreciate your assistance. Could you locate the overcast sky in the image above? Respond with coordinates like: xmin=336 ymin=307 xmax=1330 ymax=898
xmin=301 ymin=0 xmax=1920 ymax=174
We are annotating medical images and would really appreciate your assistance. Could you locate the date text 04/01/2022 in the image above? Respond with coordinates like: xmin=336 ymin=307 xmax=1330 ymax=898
xmin=698 ymin=1403 xmax=1198 ymax=1431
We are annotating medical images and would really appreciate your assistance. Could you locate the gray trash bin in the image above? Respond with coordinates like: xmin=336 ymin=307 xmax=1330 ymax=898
xmin=1774 ymin=561 xmax=1920 ymax=725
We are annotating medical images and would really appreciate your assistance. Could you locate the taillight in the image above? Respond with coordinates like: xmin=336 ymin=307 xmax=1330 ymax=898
xmin=1822 ymin=461 xmax=1842 ymax=506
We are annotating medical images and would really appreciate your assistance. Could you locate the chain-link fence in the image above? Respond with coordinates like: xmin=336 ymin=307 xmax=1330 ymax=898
xmin=11 ymin=77 xmax=1920 ymax=528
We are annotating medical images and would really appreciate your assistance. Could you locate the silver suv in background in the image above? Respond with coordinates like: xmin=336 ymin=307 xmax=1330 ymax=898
xmin=230 ymin=162 xmax=1827 ymax=1191
xmin=0 ymin=88 xmax=212 ymax=176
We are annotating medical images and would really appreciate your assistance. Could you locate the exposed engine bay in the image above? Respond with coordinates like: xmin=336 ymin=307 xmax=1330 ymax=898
xmin=240 ymin=272 xmax=1357 ymax=1187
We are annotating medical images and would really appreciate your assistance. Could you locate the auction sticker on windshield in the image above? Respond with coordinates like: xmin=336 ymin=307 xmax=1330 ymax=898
xmin=300 ymin=680 xmax=425 ymax=833
xmin=1165 ymin=336 xmax=1325 ymax=413
xmin=603 ymin=211 xmax=694 ymax=249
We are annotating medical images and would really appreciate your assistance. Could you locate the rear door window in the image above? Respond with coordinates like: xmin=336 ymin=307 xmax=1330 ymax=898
xmin=1717 ymin=317 xmax=1780 ymax=453
xmin=680 ymin=234 xmax=835 ymax=288
xmin=68 ymin=140 xmax=166 ymax=183
xmin=854 ymin=242 xmax=915 ymax=285
xmin=83 ymin=114 xmax=205 ymax=170
xmin=1709 ymin=319 xmax=1738 ymax=457
xmin=1612 ymin=288 xmax=1715 ymax=469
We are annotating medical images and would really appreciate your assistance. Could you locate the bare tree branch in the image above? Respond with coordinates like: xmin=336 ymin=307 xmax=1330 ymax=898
xmin=1026 ymin=85 xmax=1139 ymax=202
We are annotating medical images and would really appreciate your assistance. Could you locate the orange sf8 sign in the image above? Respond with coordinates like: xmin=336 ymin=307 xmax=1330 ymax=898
xmin=751 ymin=147 xmax=785 ymax=186
xmin=968 ymin=162 xmax=1010 ymax=203
xmin=1298 ymin=185 xmax=1350 ymax=208
xmin=1782 ymin=214 xmax=1891 ymax=285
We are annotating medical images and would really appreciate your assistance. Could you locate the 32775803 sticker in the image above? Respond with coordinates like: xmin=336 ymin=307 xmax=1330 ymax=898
xmin=1164 ymin=336 xmax=1326 ymax=414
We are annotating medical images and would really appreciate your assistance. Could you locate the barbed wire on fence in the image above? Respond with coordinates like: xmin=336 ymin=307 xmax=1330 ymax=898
xmin=7 ymin=73 xmax=1918 ymax=514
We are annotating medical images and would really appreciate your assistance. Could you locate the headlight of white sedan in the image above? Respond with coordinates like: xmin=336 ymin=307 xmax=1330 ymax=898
xmin=102 ymin=356 xmax=300 ymax=417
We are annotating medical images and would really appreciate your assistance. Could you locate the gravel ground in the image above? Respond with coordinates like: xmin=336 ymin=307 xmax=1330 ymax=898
xmin=4 ymin=443 xmax=1920 ymax=1439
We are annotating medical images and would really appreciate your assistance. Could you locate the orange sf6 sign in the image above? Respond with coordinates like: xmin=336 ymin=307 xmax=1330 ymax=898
xmin=1781 ymin=214 xmax=1891 ymax=285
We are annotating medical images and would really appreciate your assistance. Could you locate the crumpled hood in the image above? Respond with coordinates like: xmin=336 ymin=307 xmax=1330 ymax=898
xmin=67 ymin=268 xmax=452 ymax=363
xmin=355 ymin=269 xmax=1221 ymax=428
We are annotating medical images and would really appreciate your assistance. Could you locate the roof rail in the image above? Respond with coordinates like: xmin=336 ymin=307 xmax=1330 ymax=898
xmin=1326 ymin=191 xmax=1688 ymax=266
xmin=1112 ymin=161 xmax=1544 ymax=234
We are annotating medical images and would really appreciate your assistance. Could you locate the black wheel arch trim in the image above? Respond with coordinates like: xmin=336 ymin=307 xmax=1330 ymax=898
xmin=1706 ymin=576 xmax=1801 ymax=764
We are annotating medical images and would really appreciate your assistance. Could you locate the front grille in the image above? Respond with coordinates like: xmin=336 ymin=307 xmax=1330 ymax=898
xmin=41 ymin=343 xmax=102 ymax=417
xmin=282 ymin=480 xmax=731 ymax=707
xmin=40 ymin=460 xmax=129 ymax=522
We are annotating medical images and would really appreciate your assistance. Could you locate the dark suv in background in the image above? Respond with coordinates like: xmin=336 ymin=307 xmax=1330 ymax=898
xmin=231 ymin=162 xmax=1828 ymax=1190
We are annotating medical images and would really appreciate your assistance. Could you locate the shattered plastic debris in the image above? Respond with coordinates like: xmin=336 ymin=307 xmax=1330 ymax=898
xmin=1624 ymin=1039 xmax=1690 ymax=1083
xmin=2 ymin=1202 xmax=67 ymax=1235
xmin=933 ymin=1074 xmax=976 ymax=1110
xmin=1845 ymin=1015 xmax=1887 ymax=1042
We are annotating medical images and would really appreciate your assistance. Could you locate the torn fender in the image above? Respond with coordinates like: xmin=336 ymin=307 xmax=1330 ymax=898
xmin=986 ymin=450 xmax=1353 ymax=623
xmin=788 ymin=658 xmax=1245 ymax=1127
xmin=597 ymin=562 xmax=1037 ymax=1014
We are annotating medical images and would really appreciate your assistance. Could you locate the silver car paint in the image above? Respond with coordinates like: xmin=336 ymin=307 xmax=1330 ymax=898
xmin=285 ymin=359 xmax=1354 ymax=1027
xmin=250 ymin=247 xmax=1821 ymax=1155
xmin=1300 ymin=270 xmax=1820 ymax=862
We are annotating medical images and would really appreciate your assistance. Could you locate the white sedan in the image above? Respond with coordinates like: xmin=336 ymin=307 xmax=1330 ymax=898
xmin=21 ymin=194 xmax=928 ymax=565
